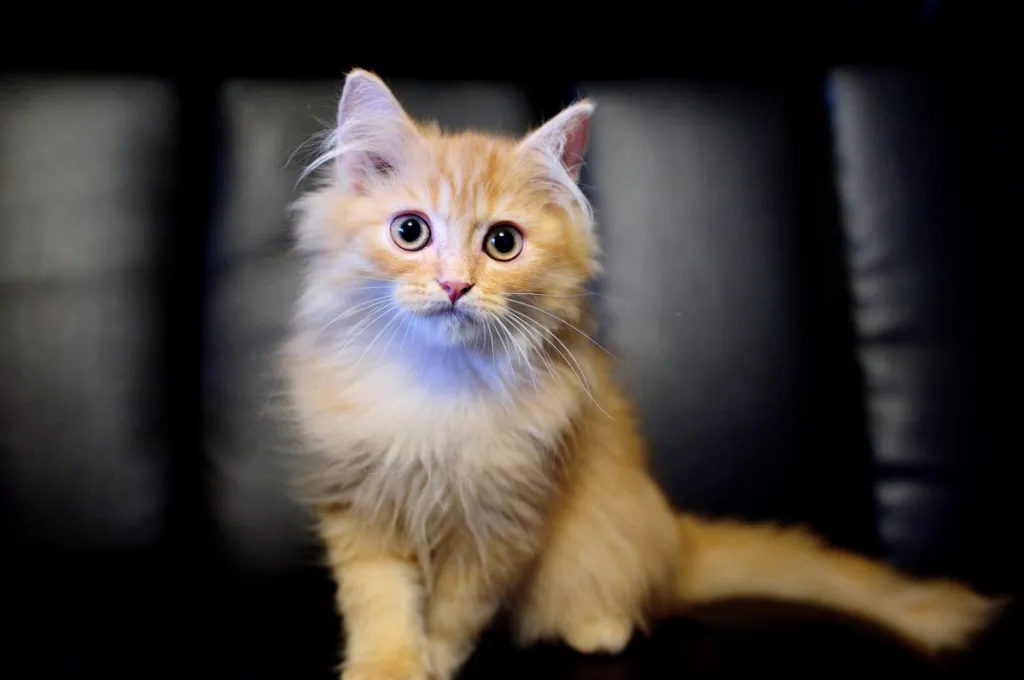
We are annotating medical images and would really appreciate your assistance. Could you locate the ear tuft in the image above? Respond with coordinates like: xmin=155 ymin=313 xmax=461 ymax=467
xmin=302 ymin=68 xmax=418 ymax=191
xmin=519 ymin=99 xmax=595 ymax=183
xmin=337 ymin=69 xmax=404 ymax=129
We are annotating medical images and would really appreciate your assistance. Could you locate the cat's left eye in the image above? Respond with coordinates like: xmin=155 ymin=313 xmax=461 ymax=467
xmin=483 ymin=223 xmax=523 ymax=262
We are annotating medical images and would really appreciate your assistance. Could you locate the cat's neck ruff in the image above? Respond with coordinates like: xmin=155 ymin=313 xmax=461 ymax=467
xmin=285 ymin=311 xmax=589 ymax=559
xmin=313 ymin=309 xmax=549 ymax=400
xmin=287 ymin=301 xmax=592 ymax=455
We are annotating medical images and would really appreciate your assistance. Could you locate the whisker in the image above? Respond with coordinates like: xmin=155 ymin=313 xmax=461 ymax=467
xmin=354 ymin=308 xmax=404 ymax=371
xmin=503 ymin=312 xmax=557 ymax=379
xmin=377 ymin=312 xmax=407 ymax=368
xmin=485 ymin=314 xmax=522 ymax=403
xmin=507 ymin=309 xmax=590 ymax=392
xmin=313 ymin=295 xmax=393 ymax=343
xmin=506 ymin=291 xmax=596 ymax=299
xmin=508 ymin=309 xmax=584 ymax=380
xmin=326 ymin=310 xmax=392 ymax=378
xmin=483 ymin=311 xmax=518 ymax=387
xmin=342 ymin=284 xmax=397 ymax=292
xmin=506 ymin=308 xmax=612 ymax=419
xmin=326 ymin=303 xmax=400 ymax=378
xmin=507 ymin=288 xmax=686 ymax=324
xmin=484 ymin=311 xmax=512 ymax=359
xmin=345 ymin=275 xmax=401 ymax=284
xmin=340 ymin=296 xmax=395 ymax=319
xmin=319 ymin=299 xmax=393 ymax=347
xmin=339 ymin=303 xmax=399 ymax=353
xmin=318 ymin=295 xmax=391 ymax=327
xmin=482 ymin=314 xmax=516 ymax=402
xmin=485 ymin=318 xmax=497 ymax=359
xmin=399 ymin=313 xmax=414 ymax=356
xmin=491 ymin=313 xmax=538 ymax=393
xmin=508 ymin=299 xmax=618 ymax=362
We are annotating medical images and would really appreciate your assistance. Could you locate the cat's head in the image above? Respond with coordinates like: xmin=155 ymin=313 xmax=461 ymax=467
xmin=293 ymin=69 xmax=599 ymax=356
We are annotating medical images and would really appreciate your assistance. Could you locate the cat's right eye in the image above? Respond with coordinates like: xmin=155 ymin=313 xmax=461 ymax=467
xmin=390 ymin=213 xmax=431 ymax=251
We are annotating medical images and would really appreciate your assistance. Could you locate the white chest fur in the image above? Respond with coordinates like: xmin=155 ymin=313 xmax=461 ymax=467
xmin=285 ymin=334 xmax=584 ymax=557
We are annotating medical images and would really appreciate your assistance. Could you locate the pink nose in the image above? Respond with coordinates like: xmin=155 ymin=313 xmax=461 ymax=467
xmin=438 ymin=280 xmax=473 ymax=304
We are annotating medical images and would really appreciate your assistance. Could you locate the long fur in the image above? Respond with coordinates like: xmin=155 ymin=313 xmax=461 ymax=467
xmin=280 ymin=69 xmax=1006 ymax=680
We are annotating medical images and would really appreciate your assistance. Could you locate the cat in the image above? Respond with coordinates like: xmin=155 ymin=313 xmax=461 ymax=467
xmin=281 ymin=69 xmax=1006 ymax=680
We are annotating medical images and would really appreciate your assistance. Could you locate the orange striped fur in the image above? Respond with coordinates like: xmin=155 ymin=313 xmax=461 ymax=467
xmin=281 ymin=69 xmax=1005 ymax=680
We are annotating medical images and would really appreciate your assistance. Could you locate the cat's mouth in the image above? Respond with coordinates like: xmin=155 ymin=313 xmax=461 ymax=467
xmin=418 ymin=302 xmax=475 ymax=321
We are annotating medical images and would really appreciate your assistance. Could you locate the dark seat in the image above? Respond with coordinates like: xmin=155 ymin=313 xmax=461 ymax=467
xmin=2 ymin=32 xmax=1021 ymax=680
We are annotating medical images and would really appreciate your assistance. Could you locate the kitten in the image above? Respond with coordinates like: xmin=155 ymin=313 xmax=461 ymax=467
xmin=282 ymin=69 xmax=1005 ymax=680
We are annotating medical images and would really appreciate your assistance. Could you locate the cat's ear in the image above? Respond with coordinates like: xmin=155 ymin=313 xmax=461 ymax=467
xmin=518 ymin=99 xmax=595 ymax=184
xmin=330 ymin=69 xmax=419 ymax=192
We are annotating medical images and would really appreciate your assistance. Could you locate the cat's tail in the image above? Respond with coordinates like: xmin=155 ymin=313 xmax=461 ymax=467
xmin=672 ymin=513 xmax=1008 ymax=655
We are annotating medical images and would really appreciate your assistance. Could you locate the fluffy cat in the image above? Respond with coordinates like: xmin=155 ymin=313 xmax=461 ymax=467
xmin=281 ymin=69 xmax=1005 ymax=680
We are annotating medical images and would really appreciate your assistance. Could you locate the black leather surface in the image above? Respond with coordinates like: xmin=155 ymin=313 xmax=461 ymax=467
xmin=830 ymin=69 xmax=1023 ymax=592
xmin=0 ymin=77 xmax=173 ymax=554
xmin=10 ymin=602 xmax=1023 ymax=680
xmin=0 ymin=75 xmax=177 ymax=677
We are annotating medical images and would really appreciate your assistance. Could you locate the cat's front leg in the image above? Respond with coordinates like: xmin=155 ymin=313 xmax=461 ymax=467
xmin=425 ymin=557 xmax=501 ymax=680
xmin=319 ymin=506 xmax=430 ymax=680
xmin=425 ymin=541 xmax=535 ymax=680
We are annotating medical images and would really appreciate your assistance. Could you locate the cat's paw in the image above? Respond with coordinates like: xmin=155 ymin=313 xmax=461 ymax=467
xmin=342 ymin=668 xmax=428 ymax=680
xmin=562 ymin=617 xmax=634 ymax=655
xmin=342 ymin=656 xmax=429 ymax=680
xmin=425 ymin=638 xmax=469 ymax=680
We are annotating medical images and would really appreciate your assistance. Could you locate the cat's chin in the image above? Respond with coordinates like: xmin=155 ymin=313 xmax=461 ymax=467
xmin=411 ymin=307 xmax=484 ymax=350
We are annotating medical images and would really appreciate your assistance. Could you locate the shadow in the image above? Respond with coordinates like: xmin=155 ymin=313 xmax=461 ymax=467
xmin=455 ymin=596 xmax=1022 ymax=680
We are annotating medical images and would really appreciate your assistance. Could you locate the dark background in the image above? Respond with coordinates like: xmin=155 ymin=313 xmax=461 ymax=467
xmin=2 ymin=2 xmax=1021 ymax=678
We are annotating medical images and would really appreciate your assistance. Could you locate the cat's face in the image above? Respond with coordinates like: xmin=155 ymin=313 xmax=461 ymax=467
xmin=295 ymin=70 xmax=599 ymax=359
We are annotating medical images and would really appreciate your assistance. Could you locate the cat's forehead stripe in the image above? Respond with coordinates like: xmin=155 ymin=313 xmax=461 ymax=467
xmin=418 ymin=135 xmax=517 ymax=224
xmin=436 ymin=178 xmax=453 ymax=218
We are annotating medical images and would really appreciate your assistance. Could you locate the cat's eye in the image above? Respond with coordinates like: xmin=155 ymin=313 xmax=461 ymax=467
xmin=390 ymin=213 xmax=431 ymax=251
xmin=483 ymin=223 xmax=523 ymax=262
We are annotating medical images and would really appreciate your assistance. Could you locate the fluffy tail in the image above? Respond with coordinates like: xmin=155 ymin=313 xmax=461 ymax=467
xmin=674 ymin=513 xmax=1007 ymax=654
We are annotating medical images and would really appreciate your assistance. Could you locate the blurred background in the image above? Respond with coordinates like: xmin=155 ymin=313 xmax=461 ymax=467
xmin=2 ymin=2 xmax=1021 ymax=678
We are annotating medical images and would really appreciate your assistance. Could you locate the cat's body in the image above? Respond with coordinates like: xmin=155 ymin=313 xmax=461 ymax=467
xmin=283 ymin=69 xmax=1004 ymax=680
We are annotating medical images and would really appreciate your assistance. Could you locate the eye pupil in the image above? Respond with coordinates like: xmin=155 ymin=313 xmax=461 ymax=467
xmin=398 ymin=219 xmax=422 ymax=243
xmin=390 ymin=214 xmax=431 ymax=251
xmin=491 ymin=229 xmax=514 ymax=253
xmin=483 ymin=223 xmax=523 ymax=261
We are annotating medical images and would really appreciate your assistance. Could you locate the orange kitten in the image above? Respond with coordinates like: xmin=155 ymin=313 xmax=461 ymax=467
xmin=282 ymin=69 xmax=1005 ymax=680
